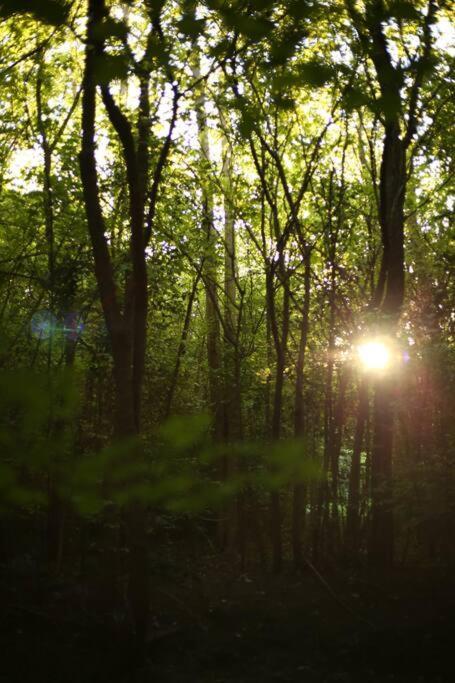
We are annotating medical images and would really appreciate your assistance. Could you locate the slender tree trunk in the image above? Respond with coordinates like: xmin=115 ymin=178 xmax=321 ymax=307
xmin=267 ymin=258 xmax=290 ymax=573
xmin=369 ymin=123 xmax=406 ymax=569
xmin=329 ymin=367 xmax=350 ymax=554
xmin=370 ymin=375 xmax=395 ymax=568
xmin=164 ymin=271 xmax=201 ymax=419
xmin=221 ymin=131 xmax=244 ymax=555
xmin=36 ymin=67 xmax=61 ymax=571
xmin=270 ymin=350 xmax=285 ymax=572
xmin=314 ymin=270 xmax=335 ymax=561
xmin=191 ymin=50 xmax=223 ymax=443
xmin=345 ymin=377 xmax=368 ymax=560
xmin=222 ymin=133 xmax=242 ymax=443
xmin=292 ymin=249 xmax=311 ymax=569
xmin=79 ymin=0 xmax=149 ymax=651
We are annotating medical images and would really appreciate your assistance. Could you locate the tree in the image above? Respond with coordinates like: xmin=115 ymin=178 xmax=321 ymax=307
xmin=79 ymin=0 xmax=178 ymax=649
xmin=344 ymin=0 xmax=442 ymax=567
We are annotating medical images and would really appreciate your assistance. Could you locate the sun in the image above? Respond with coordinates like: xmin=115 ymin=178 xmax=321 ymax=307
xmin=357 ymin=339 xmax=390 ymax=371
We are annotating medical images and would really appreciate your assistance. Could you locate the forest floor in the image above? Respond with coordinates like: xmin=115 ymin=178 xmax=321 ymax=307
xmin=1 ymin=553 xmax=454 ymax=683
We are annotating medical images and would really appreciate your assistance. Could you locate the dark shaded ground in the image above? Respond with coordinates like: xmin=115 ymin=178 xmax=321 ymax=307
xmin=1 ymin=558 xmax=454 ymax=682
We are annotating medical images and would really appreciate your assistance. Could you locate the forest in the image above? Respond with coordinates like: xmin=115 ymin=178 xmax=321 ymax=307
xmin=0 ymin=0 xmax=454 ymax=681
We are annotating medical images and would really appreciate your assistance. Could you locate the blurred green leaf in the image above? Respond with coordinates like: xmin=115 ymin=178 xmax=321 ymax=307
xmin=374 ymin=91 xmax=402 ymax=119
xmin=343 ymin=86 xmax=371 ymax=112
xmin=297 ymin=61 xmax=334 ymax=87
xmin=238 ymin=110 xmax=256 ymax=138
xmin=388 ymin=0 xmax=421 ymax=20
xmin=177 ymin=14 xmax=206 ymax=38
xmin=288 ymin=0 xmax=314 ymax=20
xmin=209 ymin=37 xmax=232 ymax=59
xmin=273 ymin=94 xmax=296 ymax=110
xmin=0 ymin=0 xmax=70 ymax=25
xmin=221 ymin=11 xmax=274 ymax=40
xmin=92 ymin=17 xmax=128 ymax=42
xmin=159 ymin=413 xmax=211 ymax=450
xmin=269 ymin=40 xmax=297 ymax=66
xmin=93 ymin=54 xmax=129 ymax=85
xmin=250 ymin=0 xmax=275 ymax=9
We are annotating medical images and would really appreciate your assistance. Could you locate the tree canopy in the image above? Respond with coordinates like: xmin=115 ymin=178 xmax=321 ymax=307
xmin=0 ymin=0 xmax=454 ymax=669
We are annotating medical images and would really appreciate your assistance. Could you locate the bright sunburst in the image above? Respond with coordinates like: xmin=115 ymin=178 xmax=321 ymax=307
xmin=357 ymin=340 xmax=390 ymax=371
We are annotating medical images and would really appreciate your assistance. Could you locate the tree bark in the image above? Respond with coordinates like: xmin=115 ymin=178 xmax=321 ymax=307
xmin=329 ymin=367 xmax=350 ymax=553
xmin=164 ymin=272 xmax=201 ymax=419
xmin=345 ymin=377 xmax=368 ymax=560
xmin=346 ymin=0 xmax=438 ymax=569
xmin=79 ymin=0 xmax=150 ymax=650
xmin=221 ymin=130 xmax=244 ymax=555
xmin=292 ymin=249 xmax=311 ymax=569
xmin=369 ymin=123 xmax=406 ymax=569
xmin=191 ymin=49 xmax=223 ymax=443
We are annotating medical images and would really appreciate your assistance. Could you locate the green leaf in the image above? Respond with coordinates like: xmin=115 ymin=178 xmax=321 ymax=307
xmin=343 ymin=86 xmax=371 ymax=112
xmin=250 ymin=0 xmax=275 ymax=9
xmin=238 ymin=110 xmax=256 ymax=138
xmin=0 ymin=0 xmax=70 ymax=25
xmin=209 ymin=38 xmax=232 ymax=59
xmin=374 ymin=91 xmax=402 ymax=119
xmin=159 ymin=414 xmax=211 ymax=450
xmin=273 ymin=94 xmax=296 ymax=110
xmin=143 ymin=33 xmax=171 ymax=68
xmin=297 ymin=61 xmax=334 ymax=87
xmin=271 ymin=72 xmax=299 ymax=91
xmin=288 ymin=0 xmax=314 ymax=20
xmin=177 ymin=15 xmax=206 ymax=39
xmin=92 ymin=18 xmax=128 ymax=42
xmin=93 ymin=54 xmax=129 ymax=85
xmin=419 ymin=54 xmax=438 ymax=76
xmin=388 ymin=1 xmax=421 ymax=20
xmin=224 ymin=13 xmax=274 ymax=40
xmin=269 ymin=40 xmax=297 ymax=66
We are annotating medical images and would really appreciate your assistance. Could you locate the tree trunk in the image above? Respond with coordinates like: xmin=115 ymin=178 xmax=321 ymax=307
xmin=292 ymin=249 xmax=311 ymax=569
xmin=222 ymin=132 xmax=242 ymax=443
xmin=267 ymin=258 xmax=290 ymax=573
xmin=369 ymin=123 xmax=406 ymax=569
xmin=329 ymin=367 xmax=350 ymax=554
xmin=191 ymin=49 xmax=223 ymax=443
xmin=164 ymin=271 xmax=201 ymax=419
xmin=345 ymin=377 xmax=368 ymax=560
xmin=79 ymin=0 xmax=149 ymax=651
xmin=221 ymin=130 xmax=243 ymax=555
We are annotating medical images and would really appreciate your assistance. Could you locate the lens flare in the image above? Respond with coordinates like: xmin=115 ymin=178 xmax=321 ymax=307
xmin=31 ymin=310 xmax=57 ymax=340
xmin=63 ymin=312 xmax=84 ymax=340
xmin=357 ymin=340 xmax=390 ymax=371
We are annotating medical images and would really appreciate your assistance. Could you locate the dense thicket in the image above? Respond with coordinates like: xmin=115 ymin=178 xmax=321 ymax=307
xmin=0 ymin=0 xmax=454 ymax=662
